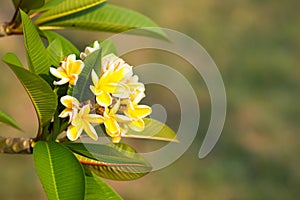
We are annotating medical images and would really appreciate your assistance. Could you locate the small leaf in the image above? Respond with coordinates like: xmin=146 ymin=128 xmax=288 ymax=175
xmin=35 ymin=0 xmax=106 ymax=25
xmin=64 ymin=142 xmax=152 ymax=181
xmin=47 ymin=39 xmax=66 ymax=67
xmin=84 ymin=167 xmax=122 ymax=200
xmin=1 ymin=52 xmax=23 ymax=67
xmin=0 ymin=111 xmax=21 ymax=130
xmin=3 ymin=53 xmax=57 ymax=134
xmin=124 ymin=118 xmax=178 ymax=142
xmin=43 ymin=30 xmax=79 ymax=59
xmin=72 ymin=49 xmax=101 ymax=102
xmin=20 ymin=10 xmax=50 ymax=75
xmin=33 ymin=141 xmax=85 ymax=200
xmin=37 ymin=4 xmax=167 ymax=40
xmin=13 ymin=0 xmax=45 ymax=11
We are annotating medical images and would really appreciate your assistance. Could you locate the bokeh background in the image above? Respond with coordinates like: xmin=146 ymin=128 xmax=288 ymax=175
xmin=0 ymin=0 xmax=300 ymax=199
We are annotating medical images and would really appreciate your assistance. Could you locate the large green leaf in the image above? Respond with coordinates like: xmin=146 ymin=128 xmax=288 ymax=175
xmin=20 ymin=10 xmax=50 ymax=75
xmin=2 ymin=53 xmax=57 ymax=134
xmin=33 ymin=141 xmax=85 ymax=200
xmin=72 ymin=49 xmax=101 ymax=102
xmin=84 ymin=167 xmax=122 ymax=200
xmin=13 ymin=0 xmax=45 ymax=11
xmin=34 ymin=0 xmax=106 ymax=25
xmin=0 ymin=111 xmax=21 ymax=130
xmin=37 ymin=4 xmax=167 ymax=40
xmin=64 ymin=142 xmax=152 ymax=180
xmin=123 ymin=118 xmax=178 ymax=142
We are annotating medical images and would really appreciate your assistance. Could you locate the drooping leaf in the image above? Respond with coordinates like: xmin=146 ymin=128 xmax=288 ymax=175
xmin=37 ymin=4 xmax=167 ymax=40
xmin=12 ymin=0 xmax=45 ymax=11
xmin=124 ymin=118 xmax=178 ymax=142
xmin=0 ymin=111 xmax=21 ymax=130
xmin=64 ymin=142 xmax=152 ymax=180
xmin=3 ymin=53 xmax=57 ymax=134
xmin=20 ymin=10 xmax=50 ymax=75
xmin=72 ymin=49 xmax=101 ymax=102
xmin=33 ymin=141 xmax=85 ymax=200
xmin=34 ymin=0 xmax=106 ymax=25
xmin=84 ymin=167 xmax=122 ymax=200
xmin=100 ymin=40 xmax=117 ymax=56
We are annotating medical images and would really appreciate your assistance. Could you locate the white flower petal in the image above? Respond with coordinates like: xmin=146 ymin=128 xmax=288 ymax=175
xmin=53 ymin=78 xmax=70 ymax=85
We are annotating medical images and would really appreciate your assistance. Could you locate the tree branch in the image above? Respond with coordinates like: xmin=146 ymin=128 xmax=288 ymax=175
xmin=0 ymin=136 xmax=33 ymax=154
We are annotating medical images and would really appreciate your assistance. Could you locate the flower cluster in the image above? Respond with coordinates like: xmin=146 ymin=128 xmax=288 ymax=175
xmin=50 ymin=41 xmax=151 ymax=143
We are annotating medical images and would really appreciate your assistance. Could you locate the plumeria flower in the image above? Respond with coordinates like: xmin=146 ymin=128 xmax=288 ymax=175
xmin=67 ymin=105 xmax=104 ymax=141
xmin=124 ymin=75 xmax=145 ymax=95
xmin=124 ymin=93 xmax=152 ymax=132
xmin=80 ymin=41 xmax=100 ymax=60
xmin=90 ymin=57 xmax=132 ymax=107
xmin=50 ymin=54 xmax=84 ymax=86
xmin=58 ymin=95 xmax=80 ymax=122
xmin=103 ymin=100 xmax=131 ymax=143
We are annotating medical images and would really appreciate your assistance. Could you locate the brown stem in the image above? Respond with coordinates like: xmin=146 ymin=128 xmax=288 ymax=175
xmin=8 ymin=0 xmax=23 ymax=26
xmin=0 ymin=136 xmax=33 ymax=154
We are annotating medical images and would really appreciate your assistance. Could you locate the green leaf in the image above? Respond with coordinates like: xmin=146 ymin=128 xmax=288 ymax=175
xmin=35 ymin=0 xmax=106 ymax=25
xmin=13 ymin=0 xmax=45 ymax=11
xmin=43 ymin=31 xmax=79 ymax=66
xmin=33 ymin=141 xmax=85 ymax=200
xmin=124 ymin=118 xmax=178 ymax=142
xmin=44 ymin=30 xmax=79 ymax=56
xmin=37 ymin=4 xmax=167 ymax=40
xmin=30 ymin=0 xmax=65 ymax=13
xmin=100 ymin=40 xmax=117 ymax=56
xmin=2 ymin=53 xmax=57 ymax=134
xmin=64 ymin=142 xmax=152 ymax=181
xmin=84 ymin=167 xmax=122 ymax=200
xmin=0 ymin=111 xmax=21 ymax=130
xmin=1 ymin=52 xmax=23 ymax=67
xmin=72 ymin=49 xmax=101 ymax=102
xmin=20 ymin=10 xmax=50 ymax=75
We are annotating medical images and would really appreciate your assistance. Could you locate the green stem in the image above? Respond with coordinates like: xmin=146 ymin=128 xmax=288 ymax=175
xmin=0 ymin=136 xmax=33 ymax=154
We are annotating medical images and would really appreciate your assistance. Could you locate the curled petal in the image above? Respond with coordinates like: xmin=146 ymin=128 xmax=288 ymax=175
xmin=104 ymin=116 xmax=120 ymax=137
xmin=58 ymin=108 xmax=71 ymax=118
xmin=71 ymin=60 xmax=84 ymax=75
xmin=112 ymin=136 xmax=121 ymax=143
xmin=96 ymin=91 xmax=112 ymax=107
xmin=133 ymin=105 xmax=152 ymax=118
xmin=53 ymin=78 xmax=70 ymax=85
xmin=125 ymin=102 xmax=152 ymax=119
xmin=50 ymin=67 xmax=66 ymax=79
xmin=128 ymin=118 xmax=145 ymax=132
xmin=60 ymin=95 xmax=80 ymax=108
xmin=67 ymin=125 xmax=82 ymax=141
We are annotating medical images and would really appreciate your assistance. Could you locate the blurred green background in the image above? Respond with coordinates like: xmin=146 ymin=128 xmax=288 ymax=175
xmin=0 ymin=0 xmax=300 ymax=199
